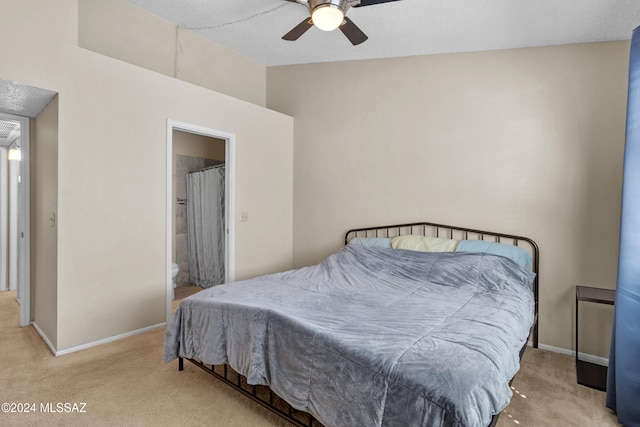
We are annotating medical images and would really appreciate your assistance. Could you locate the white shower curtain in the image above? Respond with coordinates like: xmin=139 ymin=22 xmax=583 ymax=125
xmin=186 ymin=165 xmax=225 ymax=288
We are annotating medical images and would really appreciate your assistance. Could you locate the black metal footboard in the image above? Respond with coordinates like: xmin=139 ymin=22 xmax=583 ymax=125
xmin=179 ymin=357 xmax=321 ymax=427
xmin=178 ymin=357 xmax=506 ymax=427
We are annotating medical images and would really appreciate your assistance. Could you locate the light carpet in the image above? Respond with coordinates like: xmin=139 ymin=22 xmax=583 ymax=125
xmin=0 ymin=288 xmax=621 ymax=426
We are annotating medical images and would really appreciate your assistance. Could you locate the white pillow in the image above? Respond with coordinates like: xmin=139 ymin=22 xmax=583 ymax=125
xmin=391 ymin=235 xmax=459 ymax=252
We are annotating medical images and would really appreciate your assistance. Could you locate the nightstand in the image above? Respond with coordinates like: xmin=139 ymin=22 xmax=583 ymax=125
xmin=575 ymin=285 xmax=615 ymax=391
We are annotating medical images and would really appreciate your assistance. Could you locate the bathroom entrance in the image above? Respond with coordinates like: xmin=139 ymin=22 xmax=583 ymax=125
xmin=166 ymin=121 xmax=235 ymax=321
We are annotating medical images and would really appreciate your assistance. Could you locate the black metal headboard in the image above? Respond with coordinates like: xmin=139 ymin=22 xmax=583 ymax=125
xmin=345 ymin=221 xmax=539 ymax=348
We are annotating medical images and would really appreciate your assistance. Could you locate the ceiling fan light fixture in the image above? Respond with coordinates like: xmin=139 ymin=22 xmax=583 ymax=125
xmin=311 ymin=4 xmax=344 ymax=31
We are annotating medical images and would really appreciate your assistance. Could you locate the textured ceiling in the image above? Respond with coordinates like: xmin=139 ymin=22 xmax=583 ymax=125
xmin=0 ymin=79 xmax=57 ymax=119
xmin=0 ymin=120 xmax=20 ymax=148
xmin=126 ymin=0 xmax=640 ymax=66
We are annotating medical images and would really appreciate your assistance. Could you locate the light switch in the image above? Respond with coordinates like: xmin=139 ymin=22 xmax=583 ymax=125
xmin=49 ymin=212 xmax=56 ymax=228
xmin=241 ymin=212 xmax=249 ymax=222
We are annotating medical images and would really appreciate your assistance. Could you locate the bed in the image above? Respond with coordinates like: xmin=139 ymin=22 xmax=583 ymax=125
xmin=164 ymin=221 xmax=539 ymax=427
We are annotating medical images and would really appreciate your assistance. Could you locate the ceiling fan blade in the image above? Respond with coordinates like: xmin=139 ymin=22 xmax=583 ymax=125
xmin=339 ymin=17 xmax=368 ymax=45
xmin=355 ymin=0 xmax=401 ymax=6
xmin=282 ymin=18 xmax=313 ymax=41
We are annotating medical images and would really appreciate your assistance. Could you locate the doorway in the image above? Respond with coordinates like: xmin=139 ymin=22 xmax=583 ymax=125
xmin=0 ymin=112 xmax=30 ymax=326
xmin=166 ymin=120 xmax=235 ymax=322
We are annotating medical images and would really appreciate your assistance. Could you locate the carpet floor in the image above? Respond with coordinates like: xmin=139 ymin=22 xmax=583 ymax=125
xmin=0 ymin=288 xmax=621 ymax=426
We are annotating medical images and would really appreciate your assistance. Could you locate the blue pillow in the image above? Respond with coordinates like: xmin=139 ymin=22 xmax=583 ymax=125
xmin=349 ymin=237 xmax=392 ymax=248
xmin=455 ymin=240 xmax=532 ymax=267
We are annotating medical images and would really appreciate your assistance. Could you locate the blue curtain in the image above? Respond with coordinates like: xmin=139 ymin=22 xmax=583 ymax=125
xmin=607 ymin=25 xmax=640 ymax=427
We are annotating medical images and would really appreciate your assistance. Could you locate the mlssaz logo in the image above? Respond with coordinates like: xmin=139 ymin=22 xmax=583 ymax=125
xmin=40 ymin=402 xmax=87 ymax=413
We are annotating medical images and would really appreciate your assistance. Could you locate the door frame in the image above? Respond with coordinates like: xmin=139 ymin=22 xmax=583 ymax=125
xmin=0 ymin=112 xmax=31 ymax=326
xmin=165 ymin=120 xmax=236 ymax=322
xmin=0 ymin=148 xmax=6 ymax=292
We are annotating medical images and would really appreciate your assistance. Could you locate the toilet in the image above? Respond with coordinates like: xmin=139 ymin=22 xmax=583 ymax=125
xmin=171 ymin=263 xmax=179 ymax=299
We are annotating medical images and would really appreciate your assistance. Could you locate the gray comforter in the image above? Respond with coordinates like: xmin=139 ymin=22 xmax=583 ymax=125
xmin=164 ymin=245 xmax=535 ymax=427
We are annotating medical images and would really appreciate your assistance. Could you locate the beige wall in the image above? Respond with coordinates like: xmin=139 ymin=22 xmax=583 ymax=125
xmin=78 ymin=0 xmax=267 ymax=107
xmin=31 ymin=97 xmax=59 ymax=347
xmin=173 ymin=130 xmax=225 ymax=160
xmin=267 ymin=42 xmax=629 ymax=357
xmin=1 ymin=0 xmax=293 ymax=351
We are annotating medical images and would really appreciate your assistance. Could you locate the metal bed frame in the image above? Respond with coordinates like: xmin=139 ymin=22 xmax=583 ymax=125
xmin=178 ymin=221 xmax=540 ymax=427
xmin=344 ymin=221 xmax=539 ymax=348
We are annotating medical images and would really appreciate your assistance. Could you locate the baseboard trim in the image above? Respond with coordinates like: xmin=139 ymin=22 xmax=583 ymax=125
xmin=535 ymin=342 xmax=609 ymax=367
xmin=37 ymin=321 xmax=610 ymax=366
xmin=54 ymin=322 xmax=166 ymax=357
xmin=32 ymin=321 xmax=57 ymax=356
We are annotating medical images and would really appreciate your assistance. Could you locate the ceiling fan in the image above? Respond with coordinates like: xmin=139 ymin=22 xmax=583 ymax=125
xmin=282 ymin=0 xmax=401 ymax=46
